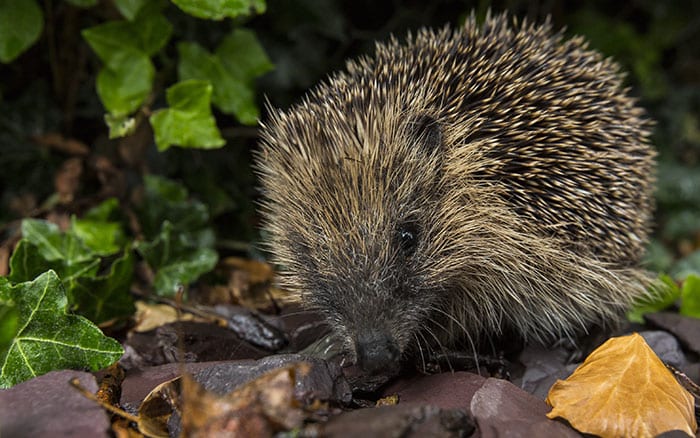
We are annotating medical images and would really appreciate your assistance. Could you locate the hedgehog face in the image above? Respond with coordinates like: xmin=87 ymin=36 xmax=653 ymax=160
xmin=259 ymin=110 xmax=448 ymax=373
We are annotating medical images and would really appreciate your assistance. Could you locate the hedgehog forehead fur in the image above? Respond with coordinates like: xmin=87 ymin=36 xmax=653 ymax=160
xmin=255 ymin=11 xmax=656 ymax=367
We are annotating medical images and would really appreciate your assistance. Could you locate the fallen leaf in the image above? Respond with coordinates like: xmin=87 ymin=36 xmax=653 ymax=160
xmin=138 ymin=377 xmax=181 ymax=438
xmin=376 ymin=394 xmax=398 ymax=406
xmin=546 ymin=332 xmax=697 ymax=437
xmin=180 ymin=364 xmax=306 ymax=437
xmin=200 ymin=257 xmax=292 ymax=309
xmin=137 ymin=363 xmax=309 ymax=437
xmin=132 ymin=301 xmax=199 ymax=333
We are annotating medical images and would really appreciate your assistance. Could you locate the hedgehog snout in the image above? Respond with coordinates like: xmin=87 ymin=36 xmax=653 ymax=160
xmin=354 ymin=330 xmax=401 ymax=374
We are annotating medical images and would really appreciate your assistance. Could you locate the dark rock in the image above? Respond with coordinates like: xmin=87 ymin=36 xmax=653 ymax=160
xmin=0 ymin=371 xmax=110 ymax=438
xmin=640 ymin=330 xmax=687 ymax=368
xmin=192 ymin=354 xmax=351 ymax=405
xmin=317 ymin=403 xmax=474 ymax=437
xmin=470 ymin=378 xmax=581 ymax=437
xmin=384 ymin=371 xmax=486 ymax=410
xmin=120 ymin=361 xmax=226 ymax=411
xmin=515 ymin=344 xmax=579 ymax=400
xmin=120 ymin=321 xmax=268 ymax=369
xmin=645 ymin=312 xmax=700 ymax=356
xmin=212 ymin=304 xmax=289 ymax=351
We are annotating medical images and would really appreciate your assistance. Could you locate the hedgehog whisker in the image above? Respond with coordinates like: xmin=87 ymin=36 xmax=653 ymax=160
xmin=421 ymin=317 xmax=454 ymax=373
xmin=428 ymin=305 xmax=481 ymax=374
xmin=413 ymin=331 xmax=428 ymax=373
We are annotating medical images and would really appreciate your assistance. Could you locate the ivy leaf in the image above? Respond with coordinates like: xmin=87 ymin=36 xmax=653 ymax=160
xmin=153 ymin=247 xmax=218 ymax=297
xmin=178 ymin=29 xmax=272 ymax=125
xmin=546 ymin=333 xmax=697 ymax=437
xmin=150 ymin=79 xmax=225 ymax=150
xmin=69 ymin=249 xmax=135 ymax=324
xmin=217 ymin=29 xmax=273 ymax=80
xmin=95 ymin=49 xmax=154 ymax=117
xmin=82 ymin=197 xmax=121 ymax=222
xmin=113 ymin=0 xmax=150 ymax=21
xmin=82 ymin=13 xmax=172 ymax=117
xmin=171 ymin=0 xmax=265 ymax=20
xmin=0 ymin=271 xmax=124 ymax=388
xmin=20 ymin=219 xmax=96 ymax=265
xmin=136 ymin=221 xmax=217 ymax=296
xmin=0 ymin=301 xmax=19 ymax=356
xmin=0 ymin=0 xmax=43 ymax=63
xmin=71 ymin=215 xmax=124 ymax=256
xmin=8 ymin=239 xmax=100 ymax=286
xmin=134 ymin=176 xmax=218 ymax=296
xmin=139 ymin=175 xmax=213 ymax=241
xmin=82 ymin=13 xmax=172 ymax=61
xmin=105 ymin=113 xmax=138 ymax=138
xmin=679 ymin=274 xmax=700 ymax=318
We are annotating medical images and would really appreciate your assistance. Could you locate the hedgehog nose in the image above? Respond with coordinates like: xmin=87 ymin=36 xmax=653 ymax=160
xmin=355 ymin=332 xmax=400 ymax=374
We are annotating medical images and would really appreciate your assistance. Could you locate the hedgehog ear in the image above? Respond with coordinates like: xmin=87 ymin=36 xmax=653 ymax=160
xmin=408 ymin=114 xmax=443 ymax=155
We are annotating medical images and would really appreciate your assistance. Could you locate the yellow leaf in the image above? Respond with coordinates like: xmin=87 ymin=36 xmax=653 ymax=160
xmin=546 ymin=333 xmax=697 ymax=437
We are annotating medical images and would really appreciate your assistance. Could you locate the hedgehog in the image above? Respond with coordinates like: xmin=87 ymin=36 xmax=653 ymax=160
xmin=255 ymin=11 xmax=656 ymax=374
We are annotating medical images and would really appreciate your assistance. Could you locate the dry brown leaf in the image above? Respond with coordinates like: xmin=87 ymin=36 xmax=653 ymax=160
xmin=138 ymin=377 xmax=181 ymax=438
xmin=132 ymin=301 xmax=199 ymax=333
xmin=180 ymin=365 xmax=307 ymax=437
xmin=376 ymin=394 xmax=399 ymax=406
xmin=136 ymin=364 xmax=310 ymax=438
xmin=546 ymin=332 xmax=697 ymax=437
xmin=199 ymin=257 xmax=294 ymax=309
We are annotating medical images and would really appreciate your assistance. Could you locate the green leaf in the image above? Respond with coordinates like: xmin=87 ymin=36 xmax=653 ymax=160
xmin=178 ymin=34 xmax=269 ymax=125
xmin=136 ymin=222 xmax=217 ymax=296
xmin=82 ymin=198 xmax=120 ymax=222
xmin=680 ymin=275 xmax=700 ymax=318
xmin=21 ymin=219 xmax=96 ymax=265
xmin=144 ymin=174 xmax=188 ymax=204
xmin=150 ymin=79 xmax=225 ymax=150
xmin=0 ymin=271 xmax=123 ymax=388
xmin=82 ymin=13 xmax=172 ymax=59
xmin=153 ymin=248 xmax=218 ymax=296
xmin=132 ymin=12 xmax=173 ymax=56
xmin=217 ymin=29 xmax=273 ymax=80
xmin=134 ymin=176 xmax=218 ymax=296
xmin=627 ymin=274 xmax=680 ymax=323
xmin=95 ymin=49 xmax=154 ymax=116
xmin=69 ymin=249 xmax=135 ymax=324
xmin=140 ymin=175 xmax=211 ymax=239
xmin=82 ymin=13 xmax=172 ymax=116
xmin=9 ymin=239 xmax=100 ymax=288
xmin=71 ymin=216 xmax=124 ymax=256
xmin=171 ymin=0 xmax=265 ymax=20
xmin=113 ymin=0 xmax=149 ymax=20
xmin=105 ymin=113 xmax=138 ymax=138
xmin=65 ymin=0 xmax=98 ymax=7
xmin=0 ymin=301 xmax=19 ymax=357
xmin=0 ymin=0 xmax=43 ymax=63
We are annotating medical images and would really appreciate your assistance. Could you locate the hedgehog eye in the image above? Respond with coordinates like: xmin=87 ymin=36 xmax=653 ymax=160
xmin=397 ymin=223 xmax=419 ymax=256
